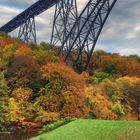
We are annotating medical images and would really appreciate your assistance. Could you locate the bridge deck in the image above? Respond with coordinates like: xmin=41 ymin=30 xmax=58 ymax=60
xmin=0 ymin=0 xmax=59 ymax=33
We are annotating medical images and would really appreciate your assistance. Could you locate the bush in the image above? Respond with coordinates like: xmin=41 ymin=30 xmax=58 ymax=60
xmin=112 ymin=102 xmax=125 ymax=118
xmin=85 ymin=86 xmax=117 ymax=120
xmin=92 ymin=71 xmax=110 ymax=84
xmin=32 ymin=49 xmax=59 ymax=64
xmin=99 ymin=77 xmax=140 ymax=116
xmin=0 ymin=124 xmax=6 ymax=132
xmin=0 ymin=32 xmax=9 ymax=38
xmin=39 ymin=118 xmax=76 ymax=134
xmin=35 ymin=111 xmax=60 ymax=125
xmin=12 ymin=88 xmax=33 ymax=102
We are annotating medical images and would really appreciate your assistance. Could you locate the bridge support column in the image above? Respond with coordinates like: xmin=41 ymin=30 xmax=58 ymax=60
xmin=59 ymin=0 xmax=117 ymax=72
xmin=18 ymin=16 xmax=36 ymax=44
xmin=51 ymin=0 xmax=78 ymax=49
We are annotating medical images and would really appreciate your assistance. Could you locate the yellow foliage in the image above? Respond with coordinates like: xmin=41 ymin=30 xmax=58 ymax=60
xmin=6 ymin=98 xmax=25 ymax=124
xmin=85 ymin=86 xmax=117 ymax=120
xmin=35 ymin=110 xmax=60 ymax=124
xmin=15 ymin=45 xmax=32 ymax=55
xmin=12 ymin=88 xmax=33 ymax=102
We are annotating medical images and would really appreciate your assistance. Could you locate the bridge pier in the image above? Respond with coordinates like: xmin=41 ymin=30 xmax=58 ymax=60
xmin=18 ymin=16 xmax=36 ymax=44
xmin=58 ymin=0 xmax=117 ymax=72
xmin=51 ymin=0 xmax=78 ymax=49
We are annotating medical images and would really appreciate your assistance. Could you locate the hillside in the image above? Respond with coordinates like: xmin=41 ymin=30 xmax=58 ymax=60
xmin=32 ymin=119 xmax=140 ymax=140
xmin=0 ymin=33 xmax=140 ymax=134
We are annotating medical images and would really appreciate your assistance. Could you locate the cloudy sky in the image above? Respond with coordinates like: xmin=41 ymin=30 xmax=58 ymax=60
xmin=0 ymin=0 xmax=140 ymax=56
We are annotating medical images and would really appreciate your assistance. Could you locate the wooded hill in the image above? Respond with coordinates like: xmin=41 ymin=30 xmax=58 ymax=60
xmin=0 ymin=33 xmax=140 ymax=132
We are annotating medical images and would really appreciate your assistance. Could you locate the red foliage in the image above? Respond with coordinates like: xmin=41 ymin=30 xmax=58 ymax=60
xmin=7 ymin=55 xmax=41 ymax=90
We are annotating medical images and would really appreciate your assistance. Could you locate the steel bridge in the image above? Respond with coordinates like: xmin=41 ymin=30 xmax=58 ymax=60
xmin=0 ymin=0 xmax=117 ymax=72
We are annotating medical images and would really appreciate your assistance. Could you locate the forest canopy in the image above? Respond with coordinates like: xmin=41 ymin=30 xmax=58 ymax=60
xmin=0 ymin=33 xmax=140 ymax=132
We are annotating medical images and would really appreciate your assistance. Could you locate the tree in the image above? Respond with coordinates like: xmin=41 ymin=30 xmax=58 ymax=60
xmin=6 ymin=55 xmax=41 ymax=92
xmin=85 ymin=86 xmax=117 ymax=120
xmin=96 ymin=55 xmax=116 ymax=75
xmin=0 ymin=72 xmax=9 ymax=129
xmin=32 ymin=49 xmax=59 ymax=65
xmin=0 ymin=72 xmax=9 ymax=96
xmin=39 ymin=42 xmax=50 ymax=50
xmin=12 ymin=88 xmax=33 ymax=102
xmin=35 ymin=62 xmax=88 ymax=118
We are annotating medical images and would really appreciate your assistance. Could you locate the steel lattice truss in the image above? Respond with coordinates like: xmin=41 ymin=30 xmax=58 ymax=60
xmin=18 ymin=17 xmax=37 ymax=44
xmin=0 ymin=0 xmax=61 ymax=44
xmin=0 ymin=0 xmax=117 ymax=71
xmin=51 ymin=0 xmax=78 ymax=47
xmin=58 ymin=0 xmax=117 ymax=72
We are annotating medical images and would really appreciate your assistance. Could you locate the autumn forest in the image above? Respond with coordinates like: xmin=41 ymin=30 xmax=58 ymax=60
xmin=0 ymin=32 xmax=140 ymax=134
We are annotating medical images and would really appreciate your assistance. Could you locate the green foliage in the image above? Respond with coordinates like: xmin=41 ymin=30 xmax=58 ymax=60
xmin=92 ymin=71 xmax=110 ymax=84
xmin=39 ymin=118 xmax=76 ymax=134
xmin=32 ymin=49 xmax=59 ymax=64
xmin=40 ymin=42 xmax=50 ymax=50
xmin=0 ymin=101 xmax=10 ymax=131
xmin=0 ymin=102 xmax=5 ymax=123
xmin=0 ymin=124 xmax=6 ymax=131
xmin=0 ymin=32 xmax=9 ymax=38
xmin=112 ymin=102 xmax=125 ymax=118
xmin=99 ymin=77 xmax=140 ymax=117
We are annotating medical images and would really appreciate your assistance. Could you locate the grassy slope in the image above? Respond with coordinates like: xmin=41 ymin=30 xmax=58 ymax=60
xmin=32 ymin=119 xmax=140 ymax=140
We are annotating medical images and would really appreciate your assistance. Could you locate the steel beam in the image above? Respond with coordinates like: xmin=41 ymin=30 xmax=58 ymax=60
xmin=0 ymin=0 xmax=60 ymax=33
xmin=59 ymin=0 xmax=117 ymax=72
xmin=18 ymin=17 xmax=36 ymax=44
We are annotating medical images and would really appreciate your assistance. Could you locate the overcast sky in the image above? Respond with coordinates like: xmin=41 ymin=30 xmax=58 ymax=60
xmin=0 ymin=0 xmax=140 ymax=56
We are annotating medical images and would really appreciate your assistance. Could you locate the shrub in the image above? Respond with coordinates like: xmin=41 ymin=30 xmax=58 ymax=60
xmin=85 ymin=86 xmax=117 ymax=120
xmin=95 ymin=71 xmax=109 ymax=83
xmin=0 ymin=72 xmax=9 ymax=96
xmin=112 ymin=102 xmax=125 ymax=118
xmin=92 ymin=71 xmax=110 ymax=84
xmin=0 ymin=124 xmax=6 ymax=132
xmin=39 ymin=118 xmax=76 ymax=134
xmin=35 ymin=110 xmax=60 ymax=125
xmin=12 ymin=88 xmax=33 ymax=102
xmin=6 ymin=98 xmax=26 ymax=125
xmin=0 ymin=32 xmax=9 ymax=38
xmin=32 ymin=49 xmax=59 ymax=64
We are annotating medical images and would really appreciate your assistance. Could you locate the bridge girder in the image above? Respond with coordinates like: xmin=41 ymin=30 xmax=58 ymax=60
xmin=58 ymin=0 xmax=117 ymax=72
xmin=0 ymin=0 xmax=60 ymax=33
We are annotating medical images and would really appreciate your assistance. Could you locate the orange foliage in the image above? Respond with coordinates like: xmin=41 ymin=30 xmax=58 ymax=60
xmin=0 ymin=37 xmax=17 ymax=49
xmin=41 ymin=62 xmax=85 ymax=95
xmin=15 ymin=45 xmax=32 ymax=55
xmin=85 ymin=86 xmax=117 ymax=120
xmin=41 ymin=62 xmax=88 ymax=118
